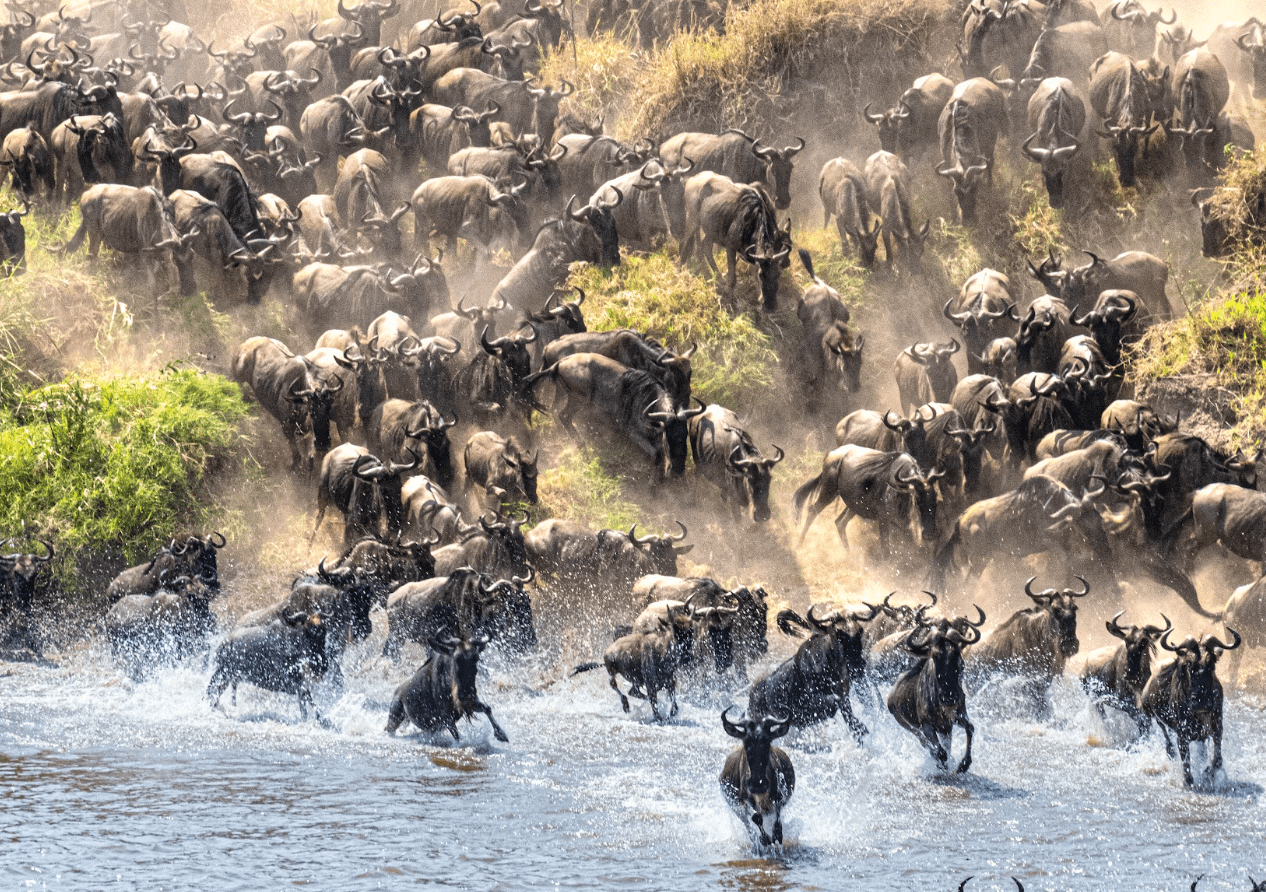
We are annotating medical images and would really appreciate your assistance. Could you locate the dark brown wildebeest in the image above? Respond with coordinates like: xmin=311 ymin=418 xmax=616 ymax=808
xmin=657 ymin=128 xmax=804 ymax=216
xmin=207 ymin=609 xmax=330 ymax=721
xmin=796 ymin=250 xmax=863 ymax=410
xmin=524 ymin=519 xmax=692 ymax=602
xmin=385 ymin=633 xmax=509 ymax=741
xmin=311 ymin=444 xmax=418 ymax=545
xmin=232 ymin=336 xmax=345 ymax=472
xmin=1169 ymin=48 xmax=1230 ymax=176
xmin=818 ymin=157 xmax=878 ymax=267
xmin=936 ymin=78 xmax=1005 ymax=224
xmin=105 ymin=574 xmax=218 ymax=680
xmin=571 ymin=604 xmax=695 ymax=721
xmin=719 ymin=709 xmax=795 ymax=850
xmin=524 ymin=354 xmax=705 ymax=480
xmin=687 ymin=404 xmax=783 ymax=523
xmin=748 ymin=605 xmax=873 ymax=740
xmin=679 ymin=170 xmax=791 ymax=311
xmin=542 ymin=329 xmax=694 ymax=408
xmin=863 ymin=72 xmax=954 ymax=159
xmin=431 ymin=512 xmax=532 ymax=582
xmin=1088 ymin=52 xmax=1168 ymax=189
xmin=1141 ymin=628 xmax=1241 ymax=787
xmin=887 ymin=610 xmax=983 ymax=773
xmin=864 ymin=150 xmax=929 ymax=270
xmin=0 ymin=127 xmax=54 ymax=202
xmin=106 ymin=534 xmax=226 ymax=604
xmin=792 ymin=444 xmax=943 ymax=554
xmin=463 ymin=430 xmax=538 ymax=510
xmin=894 ymin=341 xmax=959 ymax=414
xmin=1078 ymin=610 xmax=1170 ymax=734
xmin=0 ymin=539 xmax=52 ymax=655
xmin=944 ymin=268 xmax=1017 ymax=375
xmin=964 ymin=576 xmax=1088 ymax=705
xmin=1021 ymin=77 xmax=1085 ymax=209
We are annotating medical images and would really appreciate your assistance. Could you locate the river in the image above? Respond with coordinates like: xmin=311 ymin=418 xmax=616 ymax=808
xmin=2 ymin=631 xmax=1265 ymax=891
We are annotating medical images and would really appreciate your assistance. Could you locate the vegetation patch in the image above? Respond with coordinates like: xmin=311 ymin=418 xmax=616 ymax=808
xmin=538 ymin=35 xmax=643 ymax=136
xmin=536 ymin=445 xmax=641 ymax=532
xmin=629 ymin=0 xmax=947 ymax=137
xmin=0 ymin=367 xmax=251 ymax=597
xmin=568 ymin=252 xmax=778 ymax=409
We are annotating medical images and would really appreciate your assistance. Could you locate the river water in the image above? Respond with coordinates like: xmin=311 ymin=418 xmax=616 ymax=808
xmin=3 ymin=629 xmax=1265 ymax=892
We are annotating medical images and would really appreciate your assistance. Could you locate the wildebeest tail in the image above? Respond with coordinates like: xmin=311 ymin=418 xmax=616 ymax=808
xmin=775 ymin=608 xmax=812 ymax=638
xmin=1157 ymin=506 xmax=1193 ymax=557
xmin=521 ymin=363 xmax=558 ymax=409
xmin=798 ymin=247 xmax=817 ymax=280
xmin=570 ymin=661 xmax=603 ymax=676
xmin=791 ymin=472 xmax=823 ymax=522
xmin=61 ymin=219 xmax=88 ymax=255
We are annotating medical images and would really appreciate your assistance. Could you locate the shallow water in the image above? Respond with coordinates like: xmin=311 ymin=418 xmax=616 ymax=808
xmin=3 ymin=634 xmax=1265 ymax=891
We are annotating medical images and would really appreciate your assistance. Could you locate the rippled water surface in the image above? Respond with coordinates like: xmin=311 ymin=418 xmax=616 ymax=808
xmin=3 ymin=636 xmax=1265 ymax=891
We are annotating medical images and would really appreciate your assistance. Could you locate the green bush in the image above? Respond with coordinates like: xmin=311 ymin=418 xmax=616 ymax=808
xmin=0 ymin=367 xmax=250 ymax=596
xmin=567 ymin=253 xmax=779 ymax=409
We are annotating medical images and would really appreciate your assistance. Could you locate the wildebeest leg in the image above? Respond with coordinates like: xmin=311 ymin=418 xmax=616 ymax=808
xmin=475 ymin=702 xmax=509 ymax=742
xmin=723 ymin=247 xmax=737 ymax=294
xmin=647 ymin=685 xmax=663 ymax=721
xmin=1178 ymin=735 xmax=1194 ymax=787
xmin=833 ymin=507 xmax=854 ymax=550
xmin=956 ymin=713 xmax=974 ymax=774
xmin=916 ymin=721 xmax=949 ymax=768
xmin=795 ymin=487 xmax=836 ymax=544
xmin=1157 ymin=722 xmax=1175 ymax=758
xmin=384 ymin=696 xmax=406 ymax=734
xmin=206 ymin=668 xmax=230 ymax=709
xmin=838 ymin=694 xmax=868 ymax=743
xmin=449 ymin=719 xmax=461 ymax=740
xmin=1207 ymin=721 xmax=1223 ymax=783
xmin=666 ymin=674 xmax=679 ymax=717
xmin=609 ymin=667 xmax=631 ymax=713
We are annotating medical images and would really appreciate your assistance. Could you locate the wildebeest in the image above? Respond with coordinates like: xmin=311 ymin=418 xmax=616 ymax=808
xmin=431 ymin=512 xmax=531 ymax=581
xmin=944 ymin=268 xmax=1017 ymax=374
xmin=792 ymin=445 xmax=943 ymax=554
xmin=1021 ymin=77 xmax=1085 ymax=209
xmin=525 ymin=354 xmax=706 ymax=480
xmin=105 ymin=533 xmax=226 ymax=603
xmin=894 ymin=340 xmax=959 ymax=414
xmin=748 ymin=605 xmax=870 ymax=740
xmin=1141 ymin=628 xmax=1241 ymax=787
xmin=571 ymin=603 xmax=695 ymax=721
xmin=385 ymin=633 xmax=509 ymax=741
xmin=368 ymin=397 xmax=458 ymax=488
xmin=719 ymin=709 xmax=795 ymax=850
xmin=0 ymin=127 xmax=54 ymax=203
xmin=1172 ymin=482 xmax=1266 ymax=574
xmin=1088 ymin=52 xmax=1167 ymax=188
xmin=657 ymin=128 xmax=804 ymax=214
xmin=1170 ymin=48 xmax=1230 ymax=176
xmin=937 ymin=78 xmax=1006 ymax=223
xmin=864 ymin=150 xmax=929 ymax=270
xmin=0 ymin=538 xmax=52 ymax=654
xmin=688 ymin=404 xmax=783 ymax=523
xmin=0 ymin=201 xmax=28 ymax=275
xmin=818 ymin=157 xmax=878 ymax=267
xmin=206 ymin=610 xmax=330 ymax=721
xmin=463 ymin=430 xmax=538 ymax=510
xmin=1054 ymin=250 xmax=1174 ymax=321
xmin=863 ymin=72 xmax=954 ymax=159
xmin=887 ymin=612 xmax=982 ymax=773
xmin=964 ymin=576 xmax=1088 ymax=706
xmin=524 ymin=519 xmax=692 ymax=602
xmin=232 ymin=336 xmax=345 ymax=472
xmin=104 ymin=573 xmax=217 ymax=680
xmin=796 ymin=250 xmax=863 ymax=411
xmin=312 ymin=444 xmax=418 ymax=545
xmin=678 ymin=170 xmax=790 ymax=311
xmin=409 ymin=173 xmax=531 ymax=260
xmin=1078 ymin=610 xmax=1170 ymax=734
xmin=541 ymin=329 xmax=694 ymax=408
xmin=61 ymin=183 xmax=195 ymax=293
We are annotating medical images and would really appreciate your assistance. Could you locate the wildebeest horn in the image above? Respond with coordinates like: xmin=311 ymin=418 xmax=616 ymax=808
xmin=806 ymin=604 xmax=832 ymax=630
xmin=1106 ymin=610 xmax=1130 ymax=638
xmin=209 ymin=531 xmax=226 ymax=548
xmin=720 ymin=706 xmax=747 ymax=739
xmin=863 ymin=102 xmax=884 ymax=123
xmin=1203 ymin=628 xmax=1241 ymax=651
xmin=1066 ymin=576 xmax=1090 ymax=597
xmin=1144 ymin=614 xmax=1172 ymax=637
xmin=628 ymin=523 xmax=655 ymax=546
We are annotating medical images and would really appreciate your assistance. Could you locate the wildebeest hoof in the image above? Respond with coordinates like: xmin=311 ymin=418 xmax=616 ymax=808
xmin=494 ymin=727 xmax=509 ymax=743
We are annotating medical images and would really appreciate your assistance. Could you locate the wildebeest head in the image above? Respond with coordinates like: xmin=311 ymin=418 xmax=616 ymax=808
xmin=688 ymin=596 xmax=739 ymax=673
xmin=138 ymin=131 xmax=198 ymax=196
xmin=936 ymin=158 xmax=990 ymax=223
xmin=1021 ymin=131 xmax=1079 ymax=209
xmin=654 ymin=341 xmax=695 ymax=408
xmin=888 ymin=460 xmax=945 ymax=545
xmin=354 ymin=449 xmax=420 ymax=536
xmin=1106 ymin=610 xmax=1170 ymax=689
xmin=750 ymin=135 xmax=804 ymax=211
xmin=480 ymin=571 xmax=537 ymax=652
xmin=882 ymin=408 xmax=935 ymax=468
xmin=804 ymin=602 xmax=882 ymax=682
xmin=726 ymin=437 xmax=784 ymax=523
xmin=647 ymin=396 xmax=707 ymax=476
xmin=288 ymin=360 xmax=346 ymax=456
xmin=1236 ymin=19 xmax=1266 ymax=99
xmin=525 ymin=78 xmax=574 ymax=140
xmin=485 ymin=178 xmax=533 ymax=254
xmin=904 ymin=607 xmax=984 ymax=697
xmin=1024 ymin=575 xmax=1088 ymax=657
xmin=0 ymin=201 xmax=29 ymax=276
xmin=727 ymin=584 xmax=770 ymax=654
xmin=1045 ymin=479 xmax=1112 ymax=560
xmin=821 ymin=322 xmax=864 ymax=393
xmin=223 ymin=98 xmax=283 ymax=153
xmin=720 ymin=708 xmax=792 ymax=846
xmin=744 ymin=219 xmax=792 ymax=312
xmin=176 ymin=532 xmax=226 ymax=592
xmin=0 ymin=538 xmax=54 ymax=609
xmin=566 ymin=189 xmax=622 ymax=266
xmin=481 ymin=324 xmax=536 ymax=386
xmin=1158 ymin=626 xmax=1241 ymax=713
xmin=67 ymin=113 xmax=133 ymax=186
xmin=864 ymin=101 xmax=910 ymax=154
xmin=430 ymin=632 xmax=490 ymax=707
xmin=628 ymin=521 xmax=693 ymax=574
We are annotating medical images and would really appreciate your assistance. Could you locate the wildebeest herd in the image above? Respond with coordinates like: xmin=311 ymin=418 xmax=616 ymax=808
xmin=0 ymin=0 xmax=1264 ymax=863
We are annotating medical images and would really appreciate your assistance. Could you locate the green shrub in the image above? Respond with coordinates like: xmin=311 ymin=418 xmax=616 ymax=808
xmin=567 ymin=253 xmax=779 ymax=409
xmin=536 ymin=445 xmax=641 ymax=532
xmin=0 ymin=367 xmax=250 ymax=597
